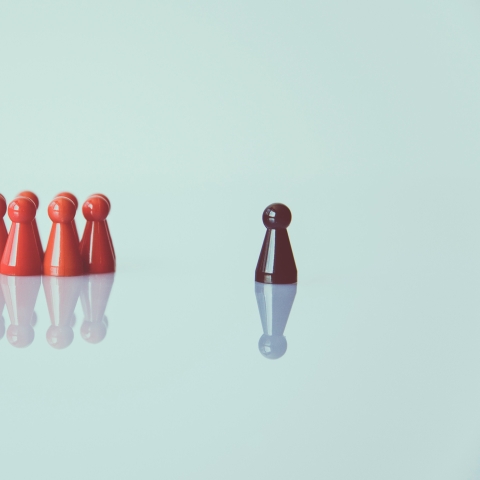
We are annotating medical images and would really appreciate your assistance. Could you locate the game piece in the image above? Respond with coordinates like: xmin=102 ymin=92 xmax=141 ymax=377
xmin=17 ymin=190 xmax=43 ymax=260
xmin=43 ymin=196 xmax=83 ymax=276
xmin=56 ymin=192 xmax=80 ymax=244
xmin=91 ymin=193 xmax=115 ymax=258
xmin=43 ymin=275 xmax=82 ymax=349
xmin=0 ymin=196 xmax=43 ymax=276
xmin=255 ymin=203 xmax=297 ymax=284
xmin=80 ymin=195 xmax=115 ymax=274
xmin=80 ymin=273 xmax=114 ymax=343
xmin=0 ymin=274 xmax=41 ymax=348
xmin=0 ymin=194 xmax=8 ymax=259
xmin=255 ymin=282 xmax=297 ymax=359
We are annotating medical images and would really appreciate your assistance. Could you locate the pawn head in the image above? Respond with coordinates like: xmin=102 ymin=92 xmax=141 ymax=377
xmin=7 ymin=324 xmax=35 ymax=348
xmin=48 ymin=196 xmax=76 ymax=223
xmin=0 ymin=194 xmax=6 ymax=218
xmin=83 ymin=195 xmax=109 ymax=222
xmin=92 ymin=193 xmax=111 ymax=210
xmin=56 ymin=192 xmax=78 ymax=210
xmin=258 ymin=334 xmax=287 ymax=359
xmin=262 ymin=203 xmax=292 ymax=229
xmin=17 ymin=191 xmax=39 ymax=210
xmin=8 ymin=196 xmax=36 ymax=223
xmin=46 ymin=325 xmax=74 ymax=349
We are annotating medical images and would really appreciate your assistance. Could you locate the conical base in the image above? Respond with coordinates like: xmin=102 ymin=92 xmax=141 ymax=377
xmin=255 ymin=229 xmax=297 ymax=284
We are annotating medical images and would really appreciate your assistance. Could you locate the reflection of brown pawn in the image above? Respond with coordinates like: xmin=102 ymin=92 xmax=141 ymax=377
xmin=80 ymin=273 xmax=114 ymax=344
xmin=80 ymin=196 xmax=115 ymax=274
xmin=0 ymin=274 xmax=41 ymax=348
xmin=44 ymin=196 xmax=83 ymax=277
xmin=43 ymin=276 xmax=82 ymax=349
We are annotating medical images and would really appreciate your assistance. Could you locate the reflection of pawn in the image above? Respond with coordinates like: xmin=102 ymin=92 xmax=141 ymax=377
xmin=43 ymin=275 xmax=83 ymax=349
xmin=91 ymin=193 xmax=115 ymax=259
xmin=31 ymin=311 xmax=38 ymax=327
xmin=255 ymin=203 xmax=297 ymax=284
xmin=80 ymin=196 xmax=115 ymax=274
xmin=0 ymin=280 xmax=5 ymax=340
xmin=0 ymin=274 xmax=41 ymax=348
xmin=80 ymin=273 xmax=114 ymax=344
xmin=0 ymin=194 xmax=7 ymax=258
xmin=17 ymin=190 xmax=44 ymax=260
xmin=0 ymin=197 xmax=43 ymax=276
xmin=44 ymin=196 xmax=83 ymax=276
xmin=255 ymin=282 xmax=297 ymax=359
xmin=56 ymin=192 xmax=80 ymax=244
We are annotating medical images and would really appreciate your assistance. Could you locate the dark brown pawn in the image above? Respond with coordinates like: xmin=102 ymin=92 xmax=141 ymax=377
xmin=255 ymin=203 xmax=297 ymax=284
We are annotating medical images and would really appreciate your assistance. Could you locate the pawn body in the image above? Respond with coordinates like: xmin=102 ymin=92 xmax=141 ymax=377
xmin=57 ymin=192 xmax=80 ymax=244
xmin=80 ymin=196 xmax=115 ymax=274
xmin=17 ymin=191 xmax=43 ymax=261
xmin=44 ymin=196 xmax=83 ymax=276
xmin=255 ymin=203 xmax=297 ymax=284
xmin=0 ymin=197 xmax=43 ymax=276
xmin=0 ymin=195 xmax=8 ymax=259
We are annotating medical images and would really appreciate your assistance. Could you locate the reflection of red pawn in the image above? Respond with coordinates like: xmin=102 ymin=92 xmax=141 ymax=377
xmin=17 ymin=190 xmax=43 ymax=261
xmin=44 ymin=196 xmax=83 ymax=276
xmin=0 ymin=195 xmax=8 ymax=259
xmin=80 ymin=196 xmax=115 ymax=274
xmin=0 ymin=197 xmax=43 ymax=276
xmin=57 ymin=192 xmax=79 ymax=244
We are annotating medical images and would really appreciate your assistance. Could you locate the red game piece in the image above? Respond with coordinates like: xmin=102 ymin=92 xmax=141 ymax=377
xmin=17 ymin=190 xmax=44 ymax=261
xmin=56 ymin=192 xmax=80 ymax=244
xmin=91 ymin=193 xmax=115 ymax=259
xmin=0 ymin=274 xmax=41 ymax=348
xmin=44 ymin=196 xmax=83 ymax=277
xmin=43 ymin=275 xmax=82 ymax=349
xmin=80 ymin=195 xmax=115 ymax=274
xmin=0 ymin=194 xmax=8 ymax=259
xmin=0 ymin=197 xmax=43 ymax=276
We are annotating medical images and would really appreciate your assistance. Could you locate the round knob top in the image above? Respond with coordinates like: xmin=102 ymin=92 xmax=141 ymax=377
xmin=0 ymin=194 xmax=6 ymax=218
xmin=17 ymin=191 xmax=39 ymax=210
xmin=48 ymin=196 xmax=76 ymax=223
xmin=92 ymin=193 xmax=111 ymax=210
xmin=83 ymin=195 xmax=109 ymax=222
xmin=56 ymin=192 xmax=78 ymax=210
xmin=262 ymin=203 xmax=292 ymax=229
xmin=8 ymin=196 xmax=36 ymax=223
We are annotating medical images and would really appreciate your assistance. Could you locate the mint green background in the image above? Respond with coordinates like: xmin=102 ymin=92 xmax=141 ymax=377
xmin=1 ymin=2 xmax=480 ymax=479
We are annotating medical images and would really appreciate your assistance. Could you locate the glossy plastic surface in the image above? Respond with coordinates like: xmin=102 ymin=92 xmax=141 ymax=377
xmin=17 ymin=190 xmax=44 ymax=260
xmin=0 ymin=274 xmax=41 ymax=348
xmin=255 ymin=203 xmax=297 ymax=284
xmin=0 ymin=197 xmax=43 ymax=276
xmin=56 ymin=191 xmax=80 ymax=244
xmin=255 ymin=282 xmax=297 ymax=359
xmin=43 ymin=196 xmax=83 ymax=276
xmin=0 ymin=194 xmax=7 ymax=259
xmin=91 ymin=193 xmax=115 ymax=259
xmin=80 ymin=195 xmax=115 ymax=274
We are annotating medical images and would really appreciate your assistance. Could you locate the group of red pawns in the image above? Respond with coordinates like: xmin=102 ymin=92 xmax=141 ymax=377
xmin=0 ymin=191 xmax=115 ymax=277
